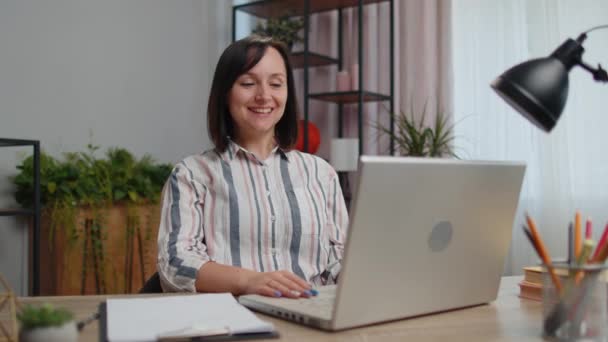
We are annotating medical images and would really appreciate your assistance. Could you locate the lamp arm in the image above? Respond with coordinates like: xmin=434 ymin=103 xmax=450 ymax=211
xmin=576 ymin=60 xmax=608 ymax=83
xmin=582 ymin=24 xmax=608 ymax=35
xmin=573 ymin=26 xmax=608 ymax=83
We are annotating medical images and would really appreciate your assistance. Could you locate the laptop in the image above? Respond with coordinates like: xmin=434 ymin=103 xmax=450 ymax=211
xmin=238 ymin=156 xmax=526 ymax=331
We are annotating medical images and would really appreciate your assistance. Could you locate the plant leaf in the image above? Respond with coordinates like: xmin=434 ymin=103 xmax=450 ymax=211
xmin=375 ymin=99 xmax=463 ymax=158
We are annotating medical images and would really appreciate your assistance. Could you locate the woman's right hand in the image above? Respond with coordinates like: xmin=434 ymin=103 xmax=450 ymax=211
xmin=242 ymin=270 xmax=316 ymax=298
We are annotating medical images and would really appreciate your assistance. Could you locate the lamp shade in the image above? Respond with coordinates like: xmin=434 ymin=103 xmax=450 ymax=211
xmin=491 ymin=57 xmax=569 ymax=132
xmin=491 ymin=36 xmax=592 ymax=133
xmin=330 ymin=138 xmax=359 ymax=172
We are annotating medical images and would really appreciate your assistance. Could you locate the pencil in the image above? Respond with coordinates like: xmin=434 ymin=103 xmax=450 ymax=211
xmin=593 ymin=237 xmax=608 ymax=264
xmin=591 ymin=223 xmax=608 ymax=262
xmin=525 ymin=214 xmax=563 ymax=293
xmin=577 ymin=239 xmax=594 ymax=266
xmin=574 ymin=239 xmax=595 ymax=284
xmin=575 ymin=211 xmax=582 ymax=259
xmin=568 ymin=222 xmax=574 ymax=264
xmin=522 ymin=225 xmax=539 ymax=255
xmin=585 ymin=218 xmax=592 ymax=240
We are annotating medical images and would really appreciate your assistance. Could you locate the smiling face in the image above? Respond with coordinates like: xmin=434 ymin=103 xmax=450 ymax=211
xmin=227 ymin=47 xmax=288 ymax=145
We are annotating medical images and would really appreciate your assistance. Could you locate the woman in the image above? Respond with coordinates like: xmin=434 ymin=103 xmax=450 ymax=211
xmin=157 ymin=35 xmax=348 ymax=298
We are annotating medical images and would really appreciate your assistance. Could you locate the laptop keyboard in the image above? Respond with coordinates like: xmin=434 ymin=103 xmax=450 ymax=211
xmin=277 ymin=285 xmax=336 ymax=319
xmin=240 ymin=285 xmax=337 ymax=321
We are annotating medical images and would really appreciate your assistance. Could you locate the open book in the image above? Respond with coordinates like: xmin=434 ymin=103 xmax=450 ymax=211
xmin=105 ymin=293 xmax=277 ymax=342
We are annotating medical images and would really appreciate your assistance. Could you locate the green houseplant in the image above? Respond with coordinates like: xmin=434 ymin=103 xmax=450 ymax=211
xmin=252 ymin=16 xmax=304 ymax=50
xmin=12 ymin=144 xmax=172 ymax=295
xmin=376 ymin=102 xmax=460 ymax=158
xmin=17 ymin=304 xmax=77 ymax=342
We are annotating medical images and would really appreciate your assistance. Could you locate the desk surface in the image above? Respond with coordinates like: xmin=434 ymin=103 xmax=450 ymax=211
xmin=18 ymin=276 xmax=542 ymax=341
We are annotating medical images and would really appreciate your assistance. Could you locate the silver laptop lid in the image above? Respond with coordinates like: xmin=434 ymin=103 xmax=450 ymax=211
xmin=332 ymin=156 xmax=526 ymax=330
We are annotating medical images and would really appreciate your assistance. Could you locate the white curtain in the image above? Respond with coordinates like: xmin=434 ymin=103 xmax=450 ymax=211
xmin=395 ymin=0 xmax=453 ymax=129
xmin=452 ymin=0 xmax=608 ymax=275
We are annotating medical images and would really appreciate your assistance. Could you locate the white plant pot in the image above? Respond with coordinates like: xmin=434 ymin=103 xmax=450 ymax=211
xmin=19 ymin=321 xmax=78 ymax=342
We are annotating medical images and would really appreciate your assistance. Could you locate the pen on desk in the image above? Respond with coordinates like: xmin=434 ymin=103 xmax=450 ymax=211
xmin=76 ymin=311 xmax=100 ymax=331
xmin=574 ymin=211 xmax=582 ymax=259
xmin=524 ymin=214 xmax=563 ymax=293
xmin=591 ymin=223 xmax=608 ymax=261
xmin=585 ymin=218 xmax=592 ymax=240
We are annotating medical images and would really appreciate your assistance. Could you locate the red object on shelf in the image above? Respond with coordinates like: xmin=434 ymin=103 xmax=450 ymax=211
xmin=294 ymin=120 xmax=320 ymax=154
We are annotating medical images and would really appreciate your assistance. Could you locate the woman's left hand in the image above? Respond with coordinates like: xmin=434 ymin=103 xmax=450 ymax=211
xmin=241 ymin=270 xmax=316 ymax=298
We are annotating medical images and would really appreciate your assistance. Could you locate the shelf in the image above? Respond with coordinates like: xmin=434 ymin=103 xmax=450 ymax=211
xmin=0 ymin=138 xmax=39 ymax=147
xmin=0 ymin=208 xmax=35 ymax=216
xmin=309 ymin=90 xmax=391 ymax=104
xmin=290 ymin=51 xmax=338 ymax=69
xmin=235 ymin=0 xmax=389 ymax=19
xmin=233 ymin=0 xmax=395 ymax=156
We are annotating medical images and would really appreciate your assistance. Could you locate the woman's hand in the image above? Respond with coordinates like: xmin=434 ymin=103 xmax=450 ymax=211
xmin=242 ymin=270 xmax=317 ymax=298
xmin=195 ymin=262 xmax=318 ymax=298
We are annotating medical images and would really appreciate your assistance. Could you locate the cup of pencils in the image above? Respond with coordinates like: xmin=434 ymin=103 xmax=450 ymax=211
xmin=524 ymin=212 xmax=608 ymax=341
xmin=541 ymin=262 xmax=607 ymax=340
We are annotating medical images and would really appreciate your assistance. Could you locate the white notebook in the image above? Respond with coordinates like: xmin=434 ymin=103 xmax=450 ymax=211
xmin=106 ymin=293 xmax=275 ymax=342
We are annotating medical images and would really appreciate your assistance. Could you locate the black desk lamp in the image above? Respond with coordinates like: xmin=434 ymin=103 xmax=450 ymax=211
xmin=491 ymin=25 xmax=608 ymax=132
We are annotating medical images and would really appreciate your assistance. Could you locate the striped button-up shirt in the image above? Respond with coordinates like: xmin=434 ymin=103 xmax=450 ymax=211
xmin=157 ymin=141 xmax=349 ymax=292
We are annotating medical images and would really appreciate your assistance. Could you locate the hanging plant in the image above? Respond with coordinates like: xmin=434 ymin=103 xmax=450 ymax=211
xmin=12 ymin=144 xmax=172 ymax=294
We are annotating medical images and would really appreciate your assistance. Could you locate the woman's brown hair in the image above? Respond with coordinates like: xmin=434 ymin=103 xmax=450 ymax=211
xmin=207 ymin=35 xmax=299 ymax=152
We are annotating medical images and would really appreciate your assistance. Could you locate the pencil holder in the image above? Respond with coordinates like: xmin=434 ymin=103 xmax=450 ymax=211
xmin=542 ymin=262 xmax=608 ymax=341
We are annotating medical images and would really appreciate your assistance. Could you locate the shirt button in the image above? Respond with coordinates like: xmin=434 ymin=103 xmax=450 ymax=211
xmin=270 ymin=216 xmax=276 ymax=222
xmin=271 ymin=248 xmax=278 ymax=255
xmin=266 ymin=191 xmax=271 ymax=197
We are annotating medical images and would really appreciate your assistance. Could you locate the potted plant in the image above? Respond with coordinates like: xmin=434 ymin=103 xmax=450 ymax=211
xmin=12 ymin=144 xmax=172 ymax=295
xmin=252 ymin=16 xmax=304 ymax=50
xmin=17 ymin=304 xmax=77 ymax=342
xmin=376 ymin=102 xmax=461 ymax=158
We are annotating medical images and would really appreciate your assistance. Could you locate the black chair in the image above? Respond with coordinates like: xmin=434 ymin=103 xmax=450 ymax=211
xmin=139 ymin=272 xmax=163 ymax=293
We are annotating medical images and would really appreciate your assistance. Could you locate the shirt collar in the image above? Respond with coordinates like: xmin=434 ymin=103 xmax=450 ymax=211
xmin=222 ymin=138 xmax=290 ymax=164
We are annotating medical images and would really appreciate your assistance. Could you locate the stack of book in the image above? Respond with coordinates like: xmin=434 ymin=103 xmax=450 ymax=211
xmin=519 ymin=266 xmax=550 ymax=301
xmin=518 ymin=266 xmax=608 ymax=301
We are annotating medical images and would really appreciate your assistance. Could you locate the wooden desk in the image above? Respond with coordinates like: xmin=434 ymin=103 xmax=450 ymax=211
xmin=17 ymin=276 xmax=542 ymax=341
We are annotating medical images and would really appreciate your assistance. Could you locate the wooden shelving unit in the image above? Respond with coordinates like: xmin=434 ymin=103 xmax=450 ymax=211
xmin=290 ymin=51 xmax=338 ymax=69
xmin=0 ymin=138 xmax=41 ymax=296
xmin=235 ymin=0 xmax=389 ymax=18
xmin=233 ymin=0 xmax=395 ymax=155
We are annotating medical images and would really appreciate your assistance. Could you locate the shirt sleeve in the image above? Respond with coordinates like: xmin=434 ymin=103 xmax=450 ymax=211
xmin=157 ymin=163 xmax=210 ymax=292
xmin=323 ymin=168 xmax=349 ymax=284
